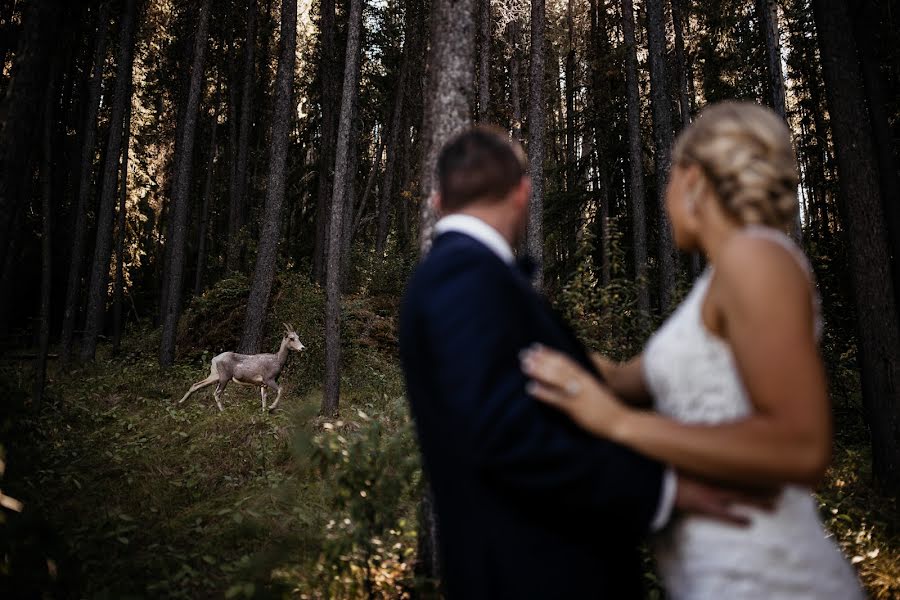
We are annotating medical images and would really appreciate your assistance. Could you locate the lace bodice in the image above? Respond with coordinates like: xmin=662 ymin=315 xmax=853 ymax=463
xmin=642 ymin=227 xmax=862 ymax=599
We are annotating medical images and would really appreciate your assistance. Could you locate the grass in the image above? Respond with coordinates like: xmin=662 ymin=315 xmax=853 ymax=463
xmin=2 ymin=272 xmax=899 ymax=598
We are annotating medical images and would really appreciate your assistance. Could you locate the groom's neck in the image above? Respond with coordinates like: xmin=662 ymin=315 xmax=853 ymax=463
xmin=453 ymin=205 xmax=520 ymax=248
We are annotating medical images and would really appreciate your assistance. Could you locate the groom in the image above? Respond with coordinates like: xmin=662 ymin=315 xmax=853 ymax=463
xmin=400 ymin=126 xmax=747 ymax=598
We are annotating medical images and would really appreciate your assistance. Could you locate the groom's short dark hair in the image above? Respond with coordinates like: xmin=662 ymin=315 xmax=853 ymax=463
xmin=437 ymin=125 xmax=528 ymax=212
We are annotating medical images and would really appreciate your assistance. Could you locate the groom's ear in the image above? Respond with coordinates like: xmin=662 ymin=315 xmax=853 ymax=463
xmin=433 ymin=192 xmax=444 ymax=217
xmin=513 ymin=176 xmax=532 ymax=209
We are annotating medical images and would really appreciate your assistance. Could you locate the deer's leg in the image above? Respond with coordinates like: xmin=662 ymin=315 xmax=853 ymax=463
xmin=260 ymin=386 xmax=268 ymax=413
xmin=265 ymin=380 xmax=282 ymax=410
xmin=213 ymin=380 xmax=227 ymax=412
xmin=179 ymin=373 xmax=218 ymax=404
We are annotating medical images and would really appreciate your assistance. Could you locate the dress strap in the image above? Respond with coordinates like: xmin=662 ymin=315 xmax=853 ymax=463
xmin=741 ymin=226 xmax=814 ymax=282
xmin=740 ymin=225 xmax=823 ymax=338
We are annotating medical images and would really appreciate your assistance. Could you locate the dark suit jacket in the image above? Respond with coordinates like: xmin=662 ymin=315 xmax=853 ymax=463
xmin=399 ymin=231 xmax=665 ymax=599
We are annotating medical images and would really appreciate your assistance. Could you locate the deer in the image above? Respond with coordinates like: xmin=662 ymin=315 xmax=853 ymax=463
xmin=178 ymin=323 xmax=306 ymax=412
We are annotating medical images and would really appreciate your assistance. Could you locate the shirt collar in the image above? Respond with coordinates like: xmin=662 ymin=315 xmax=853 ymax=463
xmin=434 ymin=213 xmax=516 ymax=265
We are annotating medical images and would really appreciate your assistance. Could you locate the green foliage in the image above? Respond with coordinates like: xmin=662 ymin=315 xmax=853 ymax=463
xmin=557 ymin=218 xmax=654 ymax=360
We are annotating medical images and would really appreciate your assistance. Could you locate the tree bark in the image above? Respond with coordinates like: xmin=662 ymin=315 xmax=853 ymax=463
xmin=526 ymin=0 xmax=545 ymax=286
xmin=0 ymin=0 xmax=63 ymax=276
xmin=313 ymin=0 xmax=339 ymax=283
xmin=477 ymin=0 xmax=490 ymax=121
xmin=375 ymin=9 xmax=413 ymax=256
xmin=322 ymin=0 xmax=363 ymax=416
xmin=81 ymin=0 xmax=137 ymax=362
xmin=813 ymin=0 xmax=900 ymax=494
xmin=646 ymin=0 xmax=676 ymax=312
xmin=33 ymin=60 xmax=56 ymax=410
xmin=671 ymin=0 xmax=691 ymax=129
xmin=60 ymin=0 xmax=110 ymax=363
xmin=622 ymin=0 xmax=650 ymax=316
xmin=564 ymin=0 xmax=575 ymax=195
xmin=194 ymin=96 xmax=220 ymax=298
xmin=111 ymin=77 xmax=133 ymax=356
xmin=757 ymin=0 xmax=786 ymax=117
xmin=419 ymin=0 xmax=475 ymax=255
xmin=158 ymin=0 xmax=211 ymax=366
xmin=226 ymin=0 xmax=257 ymax=272
xmin=239 ymin=0 xmax=297 ymax=354
xmin=850 ymin=0 xmax=900 ymax=316
xmin=508 ymin=19 xmax=522 ymax=142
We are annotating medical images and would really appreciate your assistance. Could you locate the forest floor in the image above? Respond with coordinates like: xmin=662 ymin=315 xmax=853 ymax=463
xmin=2 ymin=275 xmax=899 ymax=598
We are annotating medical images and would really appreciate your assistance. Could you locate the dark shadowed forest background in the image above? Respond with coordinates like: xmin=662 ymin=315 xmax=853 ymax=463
xmin=0 ymin=0 xmax=898 ymax=597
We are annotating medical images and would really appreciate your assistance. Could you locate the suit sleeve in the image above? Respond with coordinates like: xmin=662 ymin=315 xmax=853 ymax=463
xmin=421 ymin=258 xmax=664 ymax=537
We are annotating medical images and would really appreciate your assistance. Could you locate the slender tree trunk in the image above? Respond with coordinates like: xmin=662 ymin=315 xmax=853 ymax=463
xmin=240 ymin=0 xmax=297 ymax=353
xmin=646 ymin=0 xmax=676 ymax=312
xmin=322 ymin=0 xmax=363 ymax=416
xmin=508 ymin=19 xmax=522 ymax=142
xmin=527 ymin=0 xmax=545 ymax=286
xmin=313 ymin=0 xmax=339 ymax=283
xmin=671 ymin=0 xmax=691 ymax=129
xmin=226 ymin=0 xmax=257 ymax=272
xmin=477 ymin=0 xmax=490 ymax=121
xmin=81 ymin=0 xmax=137 ymax=362
xmin=0 ymin=0 xmax=63 ymax=275
xmin=158 ymin=0 xmax=211 ymax=366
xmin=813 ymin=0 xmax=900 ymax=495
xmin=111 ymin=79 xmax=133 ymax=355
xmin=564 ymin=0 xmax=575 ymax=195
xmin=375 ymin=15 xmax=412 ymax=256
xmin=757 ymin=0 xmax=786 ymax=117
xmin=622 ymin=0 xmax=650 ymax=317
xmin=60 ymin=1 xmax=110 ymax=363
xmin=33 ymin=61 xmax=56 ymax=410
xmin=195 ymin=100 xmax=219 ymax=297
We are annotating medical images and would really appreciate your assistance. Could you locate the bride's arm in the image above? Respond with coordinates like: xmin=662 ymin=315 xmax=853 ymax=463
xmin=523 ymin=238 xmax=832 ymax=488
xmin=591 ymin=354 xmax=653 ymax=408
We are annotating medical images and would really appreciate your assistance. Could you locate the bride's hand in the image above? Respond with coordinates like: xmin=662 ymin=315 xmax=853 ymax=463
xmin=520 ymin=344 xmax=631 ymax=439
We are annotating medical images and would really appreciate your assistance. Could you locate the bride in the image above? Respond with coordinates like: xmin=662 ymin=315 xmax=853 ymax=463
xmin=520 ymin=102 xmax=863 ymax=599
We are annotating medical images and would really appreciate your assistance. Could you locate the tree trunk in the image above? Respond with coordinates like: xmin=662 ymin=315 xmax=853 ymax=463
xmin=851 ymin=0 xmax=900 ymax=316
xmin=756 ymin=0 xmax=801 ymax=240
xmin=564 ymin=0 xmax=575 ymax=195
xmin=646 ymin=0 xmax=676 ymax=312
xmin=33 ymin=60 xmax=56 ymax=410
xmin=322 ymin=0 xmax=364 ymax=416
xmin=415 ymin=0 xmax=475 ymax=584
xmin=226 ymin=0 xmax=257 ymax=272
xmin=526 ymin=0 xmax=545 ymax=286
xmin=313 ymin=0 xmax=339 ymax=283
xmin=757 ymin=0 xmax=786 ymax=117
xmin=508 ymin=19 xmax=522 ymax=142
xmin=813 ymin=0 xmax=900 ymax=495
xmin=375 ymin=37 xmax=408 ymax=256
xmin=622 ymin=0 xmax=650 ymax=317
xmin=81 ymin=0 xmax=137 ymax=362
xmin=239 ymin=0 xmax=297 ymax=354
xmin=671 ymin=0 xmax=691 ymax=129
xmin=158 ymin=0 xmax=211 ymax=366
xmin=111 ymin=78 xmax=133 ymax=355
xmin=419 ymin=0 xmax=475 ymax=255
xmin=60 ymin=0 xmax=110 ymax=363
xmin=477 ymin=0 xmax=490 ymax=121
xmin=195 ymin=98 xmax=220 ymax=298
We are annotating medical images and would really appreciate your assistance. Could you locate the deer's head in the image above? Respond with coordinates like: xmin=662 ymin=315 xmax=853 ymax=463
xmin=283 ymin=323 xmax=306 ymax=352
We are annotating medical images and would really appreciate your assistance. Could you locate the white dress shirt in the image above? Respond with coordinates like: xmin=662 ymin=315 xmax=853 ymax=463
xmin=434 ymin=213 xmax=677 ymax=531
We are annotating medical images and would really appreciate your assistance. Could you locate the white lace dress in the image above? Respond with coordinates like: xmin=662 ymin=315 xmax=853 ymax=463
xmin=642 ymin=227 xmax=863 ymax=599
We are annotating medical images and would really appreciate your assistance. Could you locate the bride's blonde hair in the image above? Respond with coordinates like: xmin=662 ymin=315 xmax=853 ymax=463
xmin=672 ymin=101 xmax=799 ymax=229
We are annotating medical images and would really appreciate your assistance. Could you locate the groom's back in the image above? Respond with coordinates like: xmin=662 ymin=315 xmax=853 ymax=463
xmin=400 ymin=231 xmax=658 ymax=599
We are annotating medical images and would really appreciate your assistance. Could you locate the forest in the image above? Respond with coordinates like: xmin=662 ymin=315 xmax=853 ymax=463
xmin=0 ymin=0 xmax=898 ymax=597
